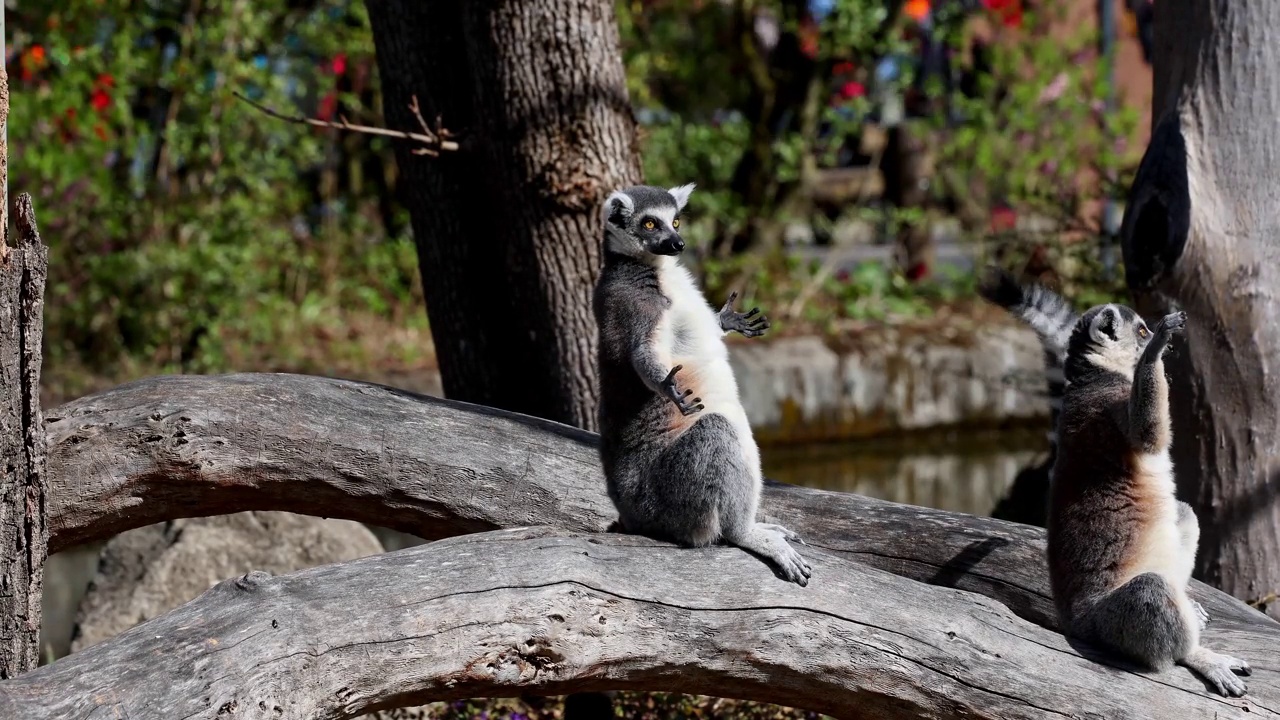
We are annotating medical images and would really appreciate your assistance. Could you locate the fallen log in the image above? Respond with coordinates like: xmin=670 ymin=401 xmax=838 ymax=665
xmin=44 ymin=373 xmax=1275 ymax=633
xmin=1 ymin=526 xmax=1276 ymax=719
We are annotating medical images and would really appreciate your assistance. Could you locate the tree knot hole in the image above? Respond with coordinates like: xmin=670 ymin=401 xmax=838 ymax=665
xmin=233 ymin=570 xmax=275 ymax=593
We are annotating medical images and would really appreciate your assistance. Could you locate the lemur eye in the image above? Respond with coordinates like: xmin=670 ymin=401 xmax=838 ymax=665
xmin=643 ymin=219 xmax=656 ymax=230
xmin=672 ymin=218 xmax=680 ymax=229
xmin=1138 ymin=326 xmax=1149 ymax=338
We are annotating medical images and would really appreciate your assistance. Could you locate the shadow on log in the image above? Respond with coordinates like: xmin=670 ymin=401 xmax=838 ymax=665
xmin=17 ymin=373 xmax=1280 ymax=717
xmin=2 ymin=526 xmax=1278 ymax=719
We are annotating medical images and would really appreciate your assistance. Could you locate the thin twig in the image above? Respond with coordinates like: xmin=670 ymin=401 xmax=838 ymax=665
xmin=232 ymin=91 xmax=460 ymax=156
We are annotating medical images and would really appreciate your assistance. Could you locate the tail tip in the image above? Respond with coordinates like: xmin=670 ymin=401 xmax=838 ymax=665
xmin=977 ymin=265 xmax=1024 ymax=309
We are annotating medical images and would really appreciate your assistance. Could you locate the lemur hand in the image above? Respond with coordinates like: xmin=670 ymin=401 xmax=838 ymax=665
xmin=1156 ymin=310 xmax=1186 ymax=337
xmin=718 ymin=291 xmax=771 ymax=338
xmin=1153 ymin=310 xmax=1186 ymax=356
xmin=661 ymin=365 xmax=704 ymax=416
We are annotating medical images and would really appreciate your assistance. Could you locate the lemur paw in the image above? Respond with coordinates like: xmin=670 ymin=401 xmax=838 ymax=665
xmin=661 ymin=365 xmax=704 ymax=416
xmin=1226 ymin=656 xmax=1253 ymax=677
xmin=760 ymin=524 xmax=812 ymax=586
xmin=758 ymin=522 xmax=807 ymax=545
xmin=719 ymin=291 xmax=771 ymax=338
xmin=1192 ymin=599 xmax=1210 ymax=630
xmin=1157 ymin=310 xmax=1187 ymax=336
xmin=1204 ymin=661 xmax=1249 ymax=697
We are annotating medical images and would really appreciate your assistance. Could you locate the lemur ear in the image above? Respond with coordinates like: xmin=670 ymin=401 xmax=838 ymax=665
xmin=667 ymin=183 xmax=696 ymax=212
xmin=1089 ymin=305 xmax=1119 ymax=342
xmin=603 ymin=191 xmax=635 ymax=225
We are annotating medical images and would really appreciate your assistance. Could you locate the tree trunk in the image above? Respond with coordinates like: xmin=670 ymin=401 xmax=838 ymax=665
xmin=41 ymin=373 xmax=1278 ymax=635
xmin=364 ymin=0 xmax=642 ymax=432
xmin=5 ymin=526 xmax=1278 ymax=720
xmin=1120 ymin=0 xmax=1280 ymax=618
xmin=0 ymin=194 xmax=49 ymax=677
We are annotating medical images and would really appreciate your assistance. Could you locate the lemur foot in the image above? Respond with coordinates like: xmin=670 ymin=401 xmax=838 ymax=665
xmin=732 ymin=523 xmax=813 ymax=587
xmin=757 ymin=522 xmax=807 ymax=545
xmin=1191 ymin=599 xmax=1210 ymax=630
xmin=718 ymin=291 xmax=770 ymax=338
xmin=661 ymin=365 xmax=704 ymax=416
xmin=1181 ymin=647 xmax=1250 ymax=697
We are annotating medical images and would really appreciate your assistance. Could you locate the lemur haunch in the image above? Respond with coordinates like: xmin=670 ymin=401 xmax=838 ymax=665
xmin=593 ymin=183 xmax=811 ymax=586
xmin=1049 ymin=302 xmax=1252 ymax=697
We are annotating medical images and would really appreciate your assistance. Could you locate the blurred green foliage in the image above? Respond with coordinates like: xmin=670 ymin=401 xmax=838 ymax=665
xmin=623 ymin=0 xmax=1136 ymax=325
xmin=12 ymin=0 xmax=1139 ymax=396
xmin=10 ymin=0 xmax=425 ymax=391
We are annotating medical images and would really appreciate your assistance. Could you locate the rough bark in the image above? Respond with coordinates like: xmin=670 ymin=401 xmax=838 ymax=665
xmin=42 ymin=373 xmax=1278 ymax=636
xmin=1120 ymin=0 xmax=1280 ymax=618
xmin=2 ymin=526 xmax=1277 ymax=720
xmin=0 ymin=195 xmax=49 ymax=678
xmin=365 ymin=0 xmax=641 ymax=432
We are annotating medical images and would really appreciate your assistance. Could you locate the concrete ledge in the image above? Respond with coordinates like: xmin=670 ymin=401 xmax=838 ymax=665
xmin=729 ymin=322 xmax=1048 ymax=445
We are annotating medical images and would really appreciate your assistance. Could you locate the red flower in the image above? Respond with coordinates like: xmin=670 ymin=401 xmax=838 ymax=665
xmin=317 ymin=92 xmax=337 ymax=122
xmin=90 ymin=89 xmax=111 ymax=112
xmin=332 ymin=53 xmax=347 ymax=76
xmin=29 ymin=45 xmax=45 ymax=62
xmin=798 ymin=19 xmax=820 ymax=59
xmin=990 ymin=205 xmax=1018 ymax=233
xmin=96 ymin=73 xmax=115 ymax=88
xmin=839 ymin=81 xmax=866 ymax=99
xmin=982 ymin=0 xmax=1023 ymax=28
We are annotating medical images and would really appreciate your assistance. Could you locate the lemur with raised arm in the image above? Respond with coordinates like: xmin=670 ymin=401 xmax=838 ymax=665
xmin=593 ymin=183 xmax=812 ymax=586
xmin=1049 ymin=302 xmax=1252 ymax=697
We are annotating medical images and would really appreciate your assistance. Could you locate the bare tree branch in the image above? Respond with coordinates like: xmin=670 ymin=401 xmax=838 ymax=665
xmin=3 ymin=526 xmax=1277 ymax=720
xmin=232 ymin=91 xmax=461 ymax=156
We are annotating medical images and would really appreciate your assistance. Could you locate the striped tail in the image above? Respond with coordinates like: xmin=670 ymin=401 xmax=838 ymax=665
xmin=978 ymin=267 xmax=1079 ymax=457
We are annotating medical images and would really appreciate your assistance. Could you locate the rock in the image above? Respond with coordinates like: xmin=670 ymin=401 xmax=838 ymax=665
xmin=69 ymin=512 xmax=384 ymax=653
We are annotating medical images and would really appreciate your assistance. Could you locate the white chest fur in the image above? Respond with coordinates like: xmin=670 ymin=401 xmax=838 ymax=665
xmin=654 ymin=260 xmax=760 ymax=475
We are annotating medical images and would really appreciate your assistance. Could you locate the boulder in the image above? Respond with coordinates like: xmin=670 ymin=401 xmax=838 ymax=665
xmin=70 ymin=511 xmax=384 ymax=653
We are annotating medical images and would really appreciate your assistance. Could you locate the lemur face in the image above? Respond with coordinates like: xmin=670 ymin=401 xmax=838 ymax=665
xmin=602 ymin=183 xmax=696 ymax=260
xmin=1084 ymin=304 xmax=1153 ymax=351
xmin=1065 ymin=303 xmax=1155 ymax=380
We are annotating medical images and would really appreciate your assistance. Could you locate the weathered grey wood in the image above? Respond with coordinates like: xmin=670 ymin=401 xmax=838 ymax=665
xmin=43 ymin=372 xmax=1278 ymax=635
xmin=1121 ymin=0 xmax=1280 ymax=619
xmin=1 ymin=526 xmax=1276 ymax=720
xmin=0 ymin=194 xmax=49 ymax=678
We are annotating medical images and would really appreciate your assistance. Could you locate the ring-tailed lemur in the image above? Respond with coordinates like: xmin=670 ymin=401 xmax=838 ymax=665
xmin=593 ymin=183 xmax=812 ymax=586
xmin=1049 ymin=303 xmax=1251 ymax=696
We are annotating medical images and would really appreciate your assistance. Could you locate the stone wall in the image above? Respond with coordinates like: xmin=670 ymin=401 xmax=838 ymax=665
xmin=732 ymin=321 xmax=1048 ymax=445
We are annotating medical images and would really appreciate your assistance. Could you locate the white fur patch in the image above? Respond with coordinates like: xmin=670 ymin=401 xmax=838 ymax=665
xmin=649 ymin=205 xmax=678 ymax=229
xmin=668 ymin=183 xmax=696 ymax=212
xmin=1083 ymin=345 xmax=1139 ymax=381
xmin=1120 ymin=447 xmax=1195 ymax=626
xmin=655 ymin=260 xmax=759 ymax=481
